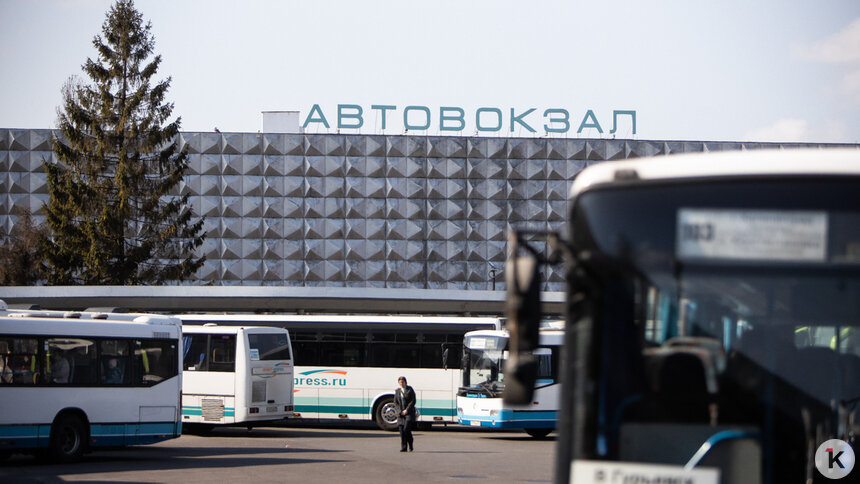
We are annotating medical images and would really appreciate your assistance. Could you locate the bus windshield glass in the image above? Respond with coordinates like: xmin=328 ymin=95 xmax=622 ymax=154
xmin=570 ymin=177 xmax=860 ymax=479
xmin=248 ymin=333 xmax=292 ymax=361
xmin=461 ymin=334 xmax=508 ymax=396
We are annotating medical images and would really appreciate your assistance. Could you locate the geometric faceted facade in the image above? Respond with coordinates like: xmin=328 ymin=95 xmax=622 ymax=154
xmin=1 ymin=128 xmax=854 ymax=291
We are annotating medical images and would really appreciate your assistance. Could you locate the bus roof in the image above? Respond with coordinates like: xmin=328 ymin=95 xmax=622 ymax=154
xmin=181 ymin=324 xmax=289 ymax=334
xmin=176 ymin=313 xmax=502 ymax=326
xmin=0 ymin=314 xmax=181 ymax=338
xmin=570 ymin=148 xmax=860 ymax=198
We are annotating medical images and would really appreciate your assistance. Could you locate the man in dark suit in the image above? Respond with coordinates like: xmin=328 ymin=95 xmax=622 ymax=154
xmin=395 ymin=376 xmax=416 ymax=452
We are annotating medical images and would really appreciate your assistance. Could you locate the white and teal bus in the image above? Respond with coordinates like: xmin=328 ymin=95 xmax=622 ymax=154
xmin=177 ymin=314 xmax=502 ymax=430
xmin=457 ymin=321 xmax=563 ymax=438
xmin=0 ymin=302 xmax=182 ymax=462
xmin=505 ymin=148 xmax=860 ymax=483
xmin=180 ymin=324 xmax=294 ymax=432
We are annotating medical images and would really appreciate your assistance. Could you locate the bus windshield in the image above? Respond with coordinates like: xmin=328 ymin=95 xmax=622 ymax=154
xmin=248 ymin=333 xmax=292 ymax=361
xmin=567 ymin=177 xmax=860 ymax=482
xmin=461 ymin=334 xmax=508 ymax=396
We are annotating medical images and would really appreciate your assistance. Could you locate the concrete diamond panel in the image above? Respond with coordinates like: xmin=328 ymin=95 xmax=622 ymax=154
xmin=304 ymin=198 xmax=344 ymax=219
xmin=386 ymin=178 xmax=425 ymax=199
xmin=346 ymin=198 xmax=385 ymax=219
xmin=386 ymin=199 xmax=424 ymax=219
xmin=304 ymin=219 xmax=344 ymax=239
xmin=345 ymin=240 xmax=385 ymax=260
xmin=386 ymin=261 xmax=424 ymax=284
xmin=386 ymin=240 xmax=424 ymax=261
xmin=2 ymin=128 xmax=845 ymax=290
xmin=386 ymin=219 xmax=425 ymax=240
xmin=345 ymin=219 xmax=385 ymax=240
xmin=346 ymin=260 xmax=385 ymax=282
xmin=386 ymin=157 xmax=425 ymax=178
xmin=305 ymin=259 xmax=344 ymax=282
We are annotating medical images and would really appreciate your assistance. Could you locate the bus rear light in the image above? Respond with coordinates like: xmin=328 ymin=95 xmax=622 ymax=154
xmin=285 ymin=405 xmax=293 ymax=412
xmin=249 ymin=407 xmax=259 ymax=414
xmin=292 ymin=413 xmax=301 ymax=418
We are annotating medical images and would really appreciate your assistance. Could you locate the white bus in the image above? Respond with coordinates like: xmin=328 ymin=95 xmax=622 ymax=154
xmin=180 ymin=324 xmax=294 ymax=431
xmin=177 ymin=314 xmax=503 ymax=430
xmin=505 ymin=148 xmax=860 ymax=483
xmin=457 ymin=321 xmax=563 ymax=438
xmin=0 ymin=302 xmax=182 ymax=462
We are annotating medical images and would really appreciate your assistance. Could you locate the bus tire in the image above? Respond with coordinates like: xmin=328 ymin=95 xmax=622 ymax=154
xmin=49 ymin=414 xmax=87 ymax=463
xmin=374 ymin=397 xmax=399 ymax=431
xmin=525 ymin=428 xmax=552 ymax=439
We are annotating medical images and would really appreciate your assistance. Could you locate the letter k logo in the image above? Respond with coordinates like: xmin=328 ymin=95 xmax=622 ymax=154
xmin=816 ymin=440 xmax=855 ymax=479
xmin=827 ymin=448 xmax=845 ymax=469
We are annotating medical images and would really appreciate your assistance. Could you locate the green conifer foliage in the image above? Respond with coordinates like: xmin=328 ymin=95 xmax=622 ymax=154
xmin=42 ymin=0 xmax=204 ymax=285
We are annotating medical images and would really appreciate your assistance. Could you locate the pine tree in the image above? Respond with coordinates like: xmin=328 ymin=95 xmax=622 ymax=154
xmin=42 ymin=0 xmax=204 ymax=285
xmin=0 ymin=209 xmax=48 ymax=286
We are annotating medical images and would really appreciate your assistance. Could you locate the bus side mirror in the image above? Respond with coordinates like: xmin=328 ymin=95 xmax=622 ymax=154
xmin=503 ymin=233 xmax=542 ymax=405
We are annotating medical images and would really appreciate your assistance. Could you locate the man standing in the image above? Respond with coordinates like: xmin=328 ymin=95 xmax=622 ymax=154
xmin=395 ymin=376 xmax=416 ymax=452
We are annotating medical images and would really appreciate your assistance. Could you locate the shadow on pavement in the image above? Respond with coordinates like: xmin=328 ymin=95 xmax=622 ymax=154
xmin=1 ymin=444 xmax=349 ymax=476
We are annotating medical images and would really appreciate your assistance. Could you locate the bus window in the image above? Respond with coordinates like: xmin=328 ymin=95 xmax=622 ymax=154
xmin=208 ymin=335 xmax=236 ymax=372
xmin=100 ymin=340 xmax=130 ymax=385
xmin=292 ymin=342 xmax=319 ymax=366
xmin=535 ymin=348 xmax=553 ymax=381
xmin=0 ymin=339 xmax=11 ymax=384
xmin=391 ymin=344 xmax=420 ymax=367
xmin=320 ymin=341 xmax=365 ymax=366
xmin=248 ymin=333 xmax=292 ymax=361
xmin=420 ymin=333 xmax=462 ymax=369
xmin=3 ymin=337 xmax=40 ymax=385
xmin=183 ymin=334 xmax=208 ymax=370
xmin=369 ymin=344 xmax=393 ymax=367
xmin=796 ymin=325 xmax=860 ymax=357
xmin=136 ymin=339 xmax=177 ymax=385
xmin=46 ymin=338 xmax=96 ymax=385
xmin=420 ymin=337 xmax=445 ymax=369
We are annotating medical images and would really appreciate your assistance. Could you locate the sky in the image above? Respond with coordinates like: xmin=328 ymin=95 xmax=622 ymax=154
xmin=2 ymin=0 xmax=860 ymax=143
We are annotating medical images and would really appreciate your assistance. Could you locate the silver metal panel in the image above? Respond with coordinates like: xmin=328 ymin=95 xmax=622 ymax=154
xmin=2 ymin=128 xmax=854 ymax=295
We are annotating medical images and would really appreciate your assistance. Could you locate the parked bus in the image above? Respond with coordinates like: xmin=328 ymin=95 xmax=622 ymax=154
xmin=0 ymin=302 xmax=182 ymax=462
xmin=177 ymin=314 xmax=502 ymax=430
xmin=457 ymin=321 xmax=563 ymax=437
xmin=180 ymin=325 xmax=294 ymax=432
xmin=504 ymin=149 xmax=860 ymax=483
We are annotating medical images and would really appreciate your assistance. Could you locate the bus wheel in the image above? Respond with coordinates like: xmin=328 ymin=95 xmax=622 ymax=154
xmin=49 ymin=414 xmax=87 ymax=463
xmin=374 ymin=397 xmax=399 ymax=431
xmin=525 ymin=428 xmax=552 ymax=439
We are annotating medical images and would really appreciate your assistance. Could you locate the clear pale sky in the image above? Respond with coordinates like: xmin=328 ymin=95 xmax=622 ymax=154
xmin=2 ymin=0 xmax=859 ymax=143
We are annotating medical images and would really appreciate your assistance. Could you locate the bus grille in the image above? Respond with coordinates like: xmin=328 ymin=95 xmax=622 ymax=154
xmin=202 ymin=398 xmax=224 ymax=421
xmin=252 ymin=381 xmax=266 ymax=403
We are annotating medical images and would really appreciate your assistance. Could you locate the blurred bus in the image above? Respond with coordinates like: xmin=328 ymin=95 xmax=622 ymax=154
xmin=180 ymin=324 xmax=294 ymax=432
xmin=504 ymin=149 xmax=860 ymax=483
xmin=0 ymin=303 xmax=182 ymax=462
xmin=457 ymin=321 xmax=563 ymax=437
xmin=177 ymin=314 xmax=502 ymax=430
